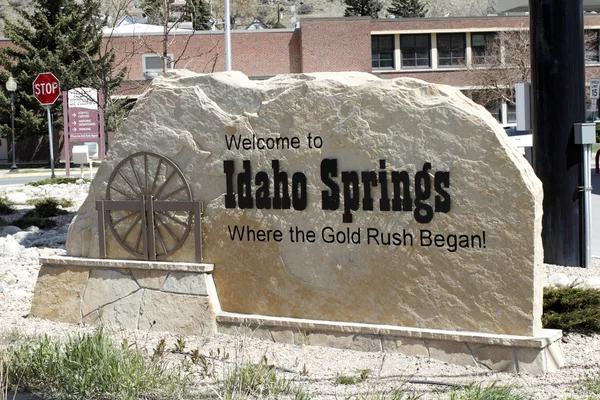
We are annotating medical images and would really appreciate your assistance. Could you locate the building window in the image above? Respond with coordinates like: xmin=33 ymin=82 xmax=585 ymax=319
xmin=143 ymin=54 xmax=174 ymax=73
xmin=471 ymin=32 xmax=498 ymax=65
xmin=372 ymin=35 xmax=395 ymax=69
xmin=484 ymin=100 xmax=502 ymax=123
xmin=437 ymin=33 xmax=466 ymax=67
xmin=585 ymin=30 xmax=599 ymax=64
xmin=400 ymin=34 xmax=431 ymax=69
xmin=507 ymin=103 xmax=517 ymax=124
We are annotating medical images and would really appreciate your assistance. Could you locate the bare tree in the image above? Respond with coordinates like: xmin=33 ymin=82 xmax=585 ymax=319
xmin=467 ymin=29 xmax=530 ymax=108
xmin=210 ymin=0 xmax=257 ymax=29
xmin=468 ymin=27 xmax=598 ymax=111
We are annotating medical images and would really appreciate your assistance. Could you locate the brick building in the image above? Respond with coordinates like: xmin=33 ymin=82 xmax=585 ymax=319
xmin=112 ymin=14 xmax=600 ymax=127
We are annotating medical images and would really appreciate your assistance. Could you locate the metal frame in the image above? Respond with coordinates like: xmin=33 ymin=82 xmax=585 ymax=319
xmin=96 ymin=152 xmax=203 ymax=262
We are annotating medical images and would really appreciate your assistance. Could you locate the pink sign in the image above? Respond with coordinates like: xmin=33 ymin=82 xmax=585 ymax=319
xmin=62 ymin=88 xmax=106 ymax=177
xmin=69 ymin=108 xmax=99 ymax=139
xmin=67 ymin=88 xmax=99 ymax=140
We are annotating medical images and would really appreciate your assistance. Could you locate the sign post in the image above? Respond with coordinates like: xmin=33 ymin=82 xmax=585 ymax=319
xmin=590 ymin=78 xmax=599 ymax=121
xmin=33 ymin=72 xmax=60 ymax=178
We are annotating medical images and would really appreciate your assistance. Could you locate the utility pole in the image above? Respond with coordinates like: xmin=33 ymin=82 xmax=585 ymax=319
xmin=530 ymin=0 xmax=586 ymax=266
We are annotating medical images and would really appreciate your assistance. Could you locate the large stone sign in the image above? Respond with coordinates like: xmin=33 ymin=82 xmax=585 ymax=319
xmin=65 ymin=70 xmax=543 ymax=339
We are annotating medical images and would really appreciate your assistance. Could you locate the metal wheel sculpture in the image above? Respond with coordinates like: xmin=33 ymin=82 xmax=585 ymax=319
xmin=104 ymin=152 xmax=194 ymax=260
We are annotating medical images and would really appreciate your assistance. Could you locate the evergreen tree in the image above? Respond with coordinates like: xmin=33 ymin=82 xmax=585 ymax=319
xmin=344 ymin=0 xmax=382 ymax=18
xmin=186 ymin=0 xmax=211 ymax=30
xmin=0 ymin=0 xmax=123 ymax=142
xmin=387 ymin=0 xmax=427 ymax=18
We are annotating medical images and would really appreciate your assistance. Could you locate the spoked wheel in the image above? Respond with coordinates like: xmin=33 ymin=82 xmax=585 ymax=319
xmin=106 ymin=152 xmax=193 ymax=260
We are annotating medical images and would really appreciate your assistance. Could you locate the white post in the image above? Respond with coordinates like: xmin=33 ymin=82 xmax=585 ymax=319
xmin=584 ymin=142 xmax=592 ymax=267
xmin=47 ymin=105 xmax=55 ymax=179
xmin=224 ymin=0 xmax=232 ymax=71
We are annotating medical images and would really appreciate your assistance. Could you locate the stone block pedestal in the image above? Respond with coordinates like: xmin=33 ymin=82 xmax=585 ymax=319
xmin=216 ymin=313 xmax=564 ymax=375
xmin=30 ymin=256 xmax=218 ymax=336
xmin=30 ymin=256 xmax=564 ymax=375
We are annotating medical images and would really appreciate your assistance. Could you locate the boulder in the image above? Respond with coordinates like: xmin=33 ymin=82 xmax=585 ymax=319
xmin=67 ymin=71 xmax=543 ymax=336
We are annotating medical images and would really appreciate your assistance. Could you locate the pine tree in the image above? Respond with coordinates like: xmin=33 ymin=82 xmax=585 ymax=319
xmin=186 ymin=0 xmax=211 ymax=30
xmin=344 ymin=0 xmax=382 ymax=18
xmin=387 ymin=0 xmax=427 ymax=18
xmin=0 ymin=0 xmax=123 ymax=142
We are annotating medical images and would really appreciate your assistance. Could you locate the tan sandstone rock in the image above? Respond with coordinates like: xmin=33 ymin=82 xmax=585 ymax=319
xmin=67 ymin=71 xmax=543 ymax=336
xmin=30 ymin=266 xmax=88 ymax=323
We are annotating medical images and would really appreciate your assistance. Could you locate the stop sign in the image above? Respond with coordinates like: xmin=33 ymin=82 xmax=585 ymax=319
xmin=33 ymin=72 xmax=60 ymax=105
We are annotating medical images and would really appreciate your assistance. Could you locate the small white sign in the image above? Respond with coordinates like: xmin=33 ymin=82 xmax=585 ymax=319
xmin=68 ymin=87 xmax=98 ymax=109
xmin=508 ymin=134 xmax=533 ymax=151
xmin=590 ymin=78 xmax=600 ymax=100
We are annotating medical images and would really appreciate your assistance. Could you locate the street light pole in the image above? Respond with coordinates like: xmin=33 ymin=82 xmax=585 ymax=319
xmin=5 ymin=74 xmax=17 ymax=172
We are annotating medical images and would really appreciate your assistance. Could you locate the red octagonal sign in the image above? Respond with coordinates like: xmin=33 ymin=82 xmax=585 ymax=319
xmin=33 ymin=72 xmax=60 ymax=106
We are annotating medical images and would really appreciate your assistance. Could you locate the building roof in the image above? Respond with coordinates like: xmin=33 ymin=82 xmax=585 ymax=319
xmin=102 ymin=22 xmax=193 ymax=36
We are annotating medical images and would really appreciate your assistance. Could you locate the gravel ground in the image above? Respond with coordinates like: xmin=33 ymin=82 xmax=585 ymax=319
xmin=1 ymin=182 xmax=599 ymax=399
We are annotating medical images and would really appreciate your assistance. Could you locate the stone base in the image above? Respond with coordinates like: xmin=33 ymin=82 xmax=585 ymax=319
xmin=30 ymin=256 xmax=219 ymax=336
xmin=216 ymin=312 xmax=564 ymax=375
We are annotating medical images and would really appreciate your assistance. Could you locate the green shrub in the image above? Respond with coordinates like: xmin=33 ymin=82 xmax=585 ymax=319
xmin=222 ymin=359 xmax=292 ymax=397
xmin=448 ymin=383 xmax=531 ymax=400
xmin=26 ymin=197 xmax=73 ymax=209
xmin=26 ymin=177 xmax=90 ymax=187
xmin=336 ymin=375 xmax=360 ymax=385
xmin=0 ymin=197 xmax=14 ymax=215
xmin=543 ymin=287 xmax=600 ymax=332
xmin=581 ymin=372 xmax=600 ymax=395
xmin=2 ymin=330 xmax=190 ymax=400
xmin=11 ymin=217 xmax=57 ymax=230
xmin=351 ymin=391 xmax=422 ymax=400
xmin=24 ymin=198 xmax=69 ymax=219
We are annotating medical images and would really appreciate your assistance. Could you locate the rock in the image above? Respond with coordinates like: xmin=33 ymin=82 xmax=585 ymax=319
xmin=0 ymin=282 xmax=7 ymax=293
xmin=8 ymin=289 xmax=29 ymax=299
xmin=161 ymin=272 xmax=208 ymax=295
xmin=139 ymin=291 xmax=215 ymax=335
xmin=81 ymin=269 xmax=140 ymax=315
xmin=25 ymin=226 xmax=40 ymax=233
xmin=5 ymin=191 xmax=27 ymax=205
xmin=30 ymin=266 xmax=89 ymax=323
xmin=585 ymin=276 xmax=600 ymax=289
xmin=12 ymin=231 xmax=33 ymax=244
xmin=2 ymin=226 xmax=21 ymax=235
xmin=547 ymin=273 xmax=573 ymax=288
xmin=66 ymin=71 xmax=544 ymax=337
xmin=3 ymin=240 xmax=22 ymax=255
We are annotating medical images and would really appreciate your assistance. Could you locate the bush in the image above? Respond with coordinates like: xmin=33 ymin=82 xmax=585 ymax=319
xmin=0 ymin=197 xmax=14 ymax=215
xmin=26 ymin=197 xmax=73 ymax=209
xmin=11 ymin=217 xmax=57 ymax=230
xmin=543 ymin=287 xmax=600 ymax=332
xmin=26 ymin=177 xmax=90 ymax=187
xmin=24 ymin=198 xmax=69 ymax=219
xmin=2 ymin=330 xmax=190 ymax=400
xmin=448 ymin=383 xmax=531 ymax=400
xmin=222 ymin=359 xmax=292 ymax=397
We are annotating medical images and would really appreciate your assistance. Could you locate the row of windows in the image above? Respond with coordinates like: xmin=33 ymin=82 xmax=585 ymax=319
xmin=372 ymin=32 xmax=498 ymax=70
xmin=373 ymin=30 xmax=600 ymax=70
